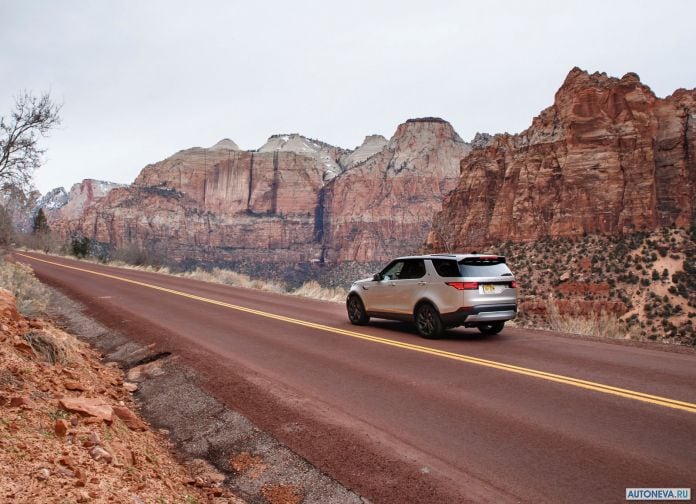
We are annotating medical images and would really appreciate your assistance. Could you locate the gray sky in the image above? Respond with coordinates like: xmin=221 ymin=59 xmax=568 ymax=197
xmin=2 ymin=0 xmax=695 ymax=193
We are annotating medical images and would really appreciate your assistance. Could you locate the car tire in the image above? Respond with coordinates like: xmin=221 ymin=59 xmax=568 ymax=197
xmin=415 ymin=303 xmax=444 ymax=339
xmin=477 ymin=321 xmax=504 ymax=335
xmin=347 ymin=295 xmax=370 ymax=325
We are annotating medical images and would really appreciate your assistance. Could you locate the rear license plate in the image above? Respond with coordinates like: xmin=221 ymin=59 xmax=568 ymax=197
xmin=482 ymin=284 xmax=495 ymax=294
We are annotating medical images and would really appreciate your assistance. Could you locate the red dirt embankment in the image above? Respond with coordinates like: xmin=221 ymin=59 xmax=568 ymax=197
xmin=0 ymin=288 xmax=242 ymax=503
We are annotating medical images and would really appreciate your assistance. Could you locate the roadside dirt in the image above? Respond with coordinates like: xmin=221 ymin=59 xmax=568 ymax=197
xmin=0 ymin=287 xmax=240 ymax=503
xmin=44 ymin=285 xmax=366 ymax=504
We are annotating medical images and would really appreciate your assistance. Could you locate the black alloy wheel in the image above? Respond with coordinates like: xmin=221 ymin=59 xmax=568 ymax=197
xmin=347 ymin=295 xmax=370 ymax=325
xmin=415 ymin=303 xmax=444 ymax=339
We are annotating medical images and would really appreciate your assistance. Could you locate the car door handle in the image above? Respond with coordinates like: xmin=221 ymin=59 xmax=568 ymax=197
xmin=417 ymin=281 xmax=427 ymax=285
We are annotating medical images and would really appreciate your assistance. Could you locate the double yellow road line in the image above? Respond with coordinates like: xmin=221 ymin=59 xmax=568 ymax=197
xmin=17 ymin=253 xmax=696 ymax=415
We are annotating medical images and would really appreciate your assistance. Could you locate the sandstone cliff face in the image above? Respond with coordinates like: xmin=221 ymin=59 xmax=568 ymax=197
xmin=427 ymin=68 xmax=696 ymax=251
xmin=69 ymin=145 xmax=328 ymax=264
xmin=134 ymin=147 xmax=325 ymax=217
xmin=75 ymin=185 xmax=323 ymax=263
xmin=5 ymin=180 xmax=120 ymax=235
xmin=323 ymin=118 xmax=471 ymax=262
xmin=56 ymin=119 xmax=469 ymax=266
xmin=56 ymin=180 xmax=125 ymax=221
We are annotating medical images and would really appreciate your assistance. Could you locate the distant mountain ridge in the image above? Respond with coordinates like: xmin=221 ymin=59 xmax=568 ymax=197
xmin=45 ymin=118 xmax=468 ymax=265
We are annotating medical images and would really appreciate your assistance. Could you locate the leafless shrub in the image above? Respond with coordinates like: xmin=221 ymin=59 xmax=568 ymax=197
xmin=546 ymin=299 xmax=627 ymax=339
xmin=22 ymin=328 xmax=77 ymax=365
xmin=109 ymin=243 xmax=170 ymax=268
xmin=15 ymin=230 xmax=63 ymax=254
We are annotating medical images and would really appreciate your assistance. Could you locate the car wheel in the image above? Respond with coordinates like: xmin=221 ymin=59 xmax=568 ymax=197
xmin=415 ymin=303 xmax=444 ymax=339
xmin=477 ymin=321 xmax=504 ymax=335
xmin=347 ymin=295 xmax=370 ymax=325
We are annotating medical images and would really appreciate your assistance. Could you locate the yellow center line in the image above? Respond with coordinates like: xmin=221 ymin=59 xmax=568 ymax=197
xmin=16 ymin=252 xmax=696 ymax=415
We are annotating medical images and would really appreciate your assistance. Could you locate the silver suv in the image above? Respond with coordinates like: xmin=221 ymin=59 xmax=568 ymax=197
xmin=346 ymin=254 xmax=518 ymax=338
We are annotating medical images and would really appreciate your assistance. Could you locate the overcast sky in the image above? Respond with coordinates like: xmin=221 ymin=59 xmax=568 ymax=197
xmin=2 ymin=1 xmax=695 ymax=193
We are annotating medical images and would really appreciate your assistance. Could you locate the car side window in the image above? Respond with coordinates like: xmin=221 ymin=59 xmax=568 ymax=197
xmin=381 ymin=261 xmax=405 ymax=280
xmin=431 ymin=259 xmax=460 ymax=277
xmin=399 ymin=259 xmax=426 ymax=279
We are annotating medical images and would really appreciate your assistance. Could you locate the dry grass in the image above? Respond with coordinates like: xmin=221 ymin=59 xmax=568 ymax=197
xmin=291 ymin=280 xmax=346 ymax=303
xmin=182 ymin=270 xmax=346 ymax=301
xmin=22 ymin=326 xmax=80 ymax=365
xmin=546 ymin=299 xmax=628 ymax=339
xmin=106 ymin=259 xmax=172 ymax=275
xmin=181 ymin=267 xmax=286 ymax=294
xmin=0 ymin=254 xmax=50 ymax=316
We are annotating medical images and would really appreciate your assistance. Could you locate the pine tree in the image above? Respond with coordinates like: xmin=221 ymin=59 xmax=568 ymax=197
xmin=32 ymin=208 xmax=49 ymax=234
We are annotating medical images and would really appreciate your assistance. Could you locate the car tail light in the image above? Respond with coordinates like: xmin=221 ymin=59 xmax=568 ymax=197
xmin=446 ymin=281 xmax=478 ymax=290
xmin=510 ymin=280 xmax=518 ymax=288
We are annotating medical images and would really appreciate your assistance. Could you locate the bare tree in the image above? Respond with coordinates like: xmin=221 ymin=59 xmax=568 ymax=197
xmin=0 ymin=91 xmax=61 ymax=190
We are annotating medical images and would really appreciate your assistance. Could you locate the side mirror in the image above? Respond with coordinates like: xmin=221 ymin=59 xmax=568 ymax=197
xmin=372 ymin=273 xmax=383 ymax=282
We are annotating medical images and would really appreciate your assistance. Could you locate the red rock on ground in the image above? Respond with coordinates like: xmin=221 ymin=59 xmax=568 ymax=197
xmin=58 ymin=397 xmax=114 ymax=422
xmin=63 ymin=379 xmax=87 ymax=391
xmin=112 ymin=405 xmax=147 ymax=431
xmin=558 ymin=282 xmax=610 ymax=296
xmin=54 ymin=419 xmax=69 ymax=437
xmin=0 ymin=288 xmax=21 ymax=323
xmin=89 ymin=445 xmax=112 ymax=464
xmin=9 ymin=396 xmax=33 ymax=408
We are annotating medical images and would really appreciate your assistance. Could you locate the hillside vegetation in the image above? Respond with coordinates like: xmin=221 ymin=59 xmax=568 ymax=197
xmin=494 ymin=227 xmax=695 ymax=346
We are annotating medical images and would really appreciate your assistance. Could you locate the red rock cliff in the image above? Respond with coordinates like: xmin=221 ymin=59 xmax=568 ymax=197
xmin=55 ymin=120 xmax=469 ymax=265
xmin=322 ymin=118 xmax=470 ymax=262
xmin=64 ymin=145 xmax=327 ymax=264
xmin=427 ymin=68 xmax=696 ymax=251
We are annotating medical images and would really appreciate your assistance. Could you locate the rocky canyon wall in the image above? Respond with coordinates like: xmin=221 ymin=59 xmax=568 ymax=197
xmin=322 ymin=119 xmax=470 ymax=262
xmin=51 ymin=125 xmax=468 ymax=265
xmin=58 ymin=146 xmax=327 ymax=264
xmin=427 ymin=68 xmax=696 ymax=252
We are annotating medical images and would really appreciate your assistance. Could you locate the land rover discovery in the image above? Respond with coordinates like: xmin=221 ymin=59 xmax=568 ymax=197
xmin=346 ymin=254 xmax=518 ymax=338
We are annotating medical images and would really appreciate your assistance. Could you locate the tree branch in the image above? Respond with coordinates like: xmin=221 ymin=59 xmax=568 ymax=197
xmin=0 ymin=90 xmax=61 ymax=192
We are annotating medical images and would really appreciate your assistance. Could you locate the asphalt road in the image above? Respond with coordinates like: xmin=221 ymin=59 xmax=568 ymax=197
xmin=15 ymin=251 xmax=696 ymax=504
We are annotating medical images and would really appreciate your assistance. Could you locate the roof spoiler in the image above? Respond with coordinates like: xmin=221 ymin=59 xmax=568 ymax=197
xmin=460 ymin=255 xmax=506 ymax=264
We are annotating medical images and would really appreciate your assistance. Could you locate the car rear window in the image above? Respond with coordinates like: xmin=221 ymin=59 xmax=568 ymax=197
xmin=458 ymin=257 xmax=512 ymax=277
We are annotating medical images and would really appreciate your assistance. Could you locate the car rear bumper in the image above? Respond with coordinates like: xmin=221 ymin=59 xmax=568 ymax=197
xmin=441 ymin=304 xmax=517 ymax=326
